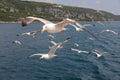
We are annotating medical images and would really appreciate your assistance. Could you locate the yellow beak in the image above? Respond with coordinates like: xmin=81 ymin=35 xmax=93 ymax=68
xmin=41 ymin=29 xmax=45 ymax=33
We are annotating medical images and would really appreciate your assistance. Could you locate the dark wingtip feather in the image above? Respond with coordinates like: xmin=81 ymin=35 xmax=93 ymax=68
xmin=66 ymin=36 xmax=72 ymax=40
xmin=21 ymin=21 xmax=27 ymax=27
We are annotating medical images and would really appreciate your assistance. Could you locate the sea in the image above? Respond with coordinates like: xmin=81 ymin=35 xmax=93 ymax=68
xmin=0 ymin=21 xmax=120 ymax=80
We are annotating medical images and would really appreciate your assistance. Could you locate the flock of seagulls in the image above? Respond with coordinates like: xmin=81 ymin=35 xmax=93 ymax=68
xmin=12 ymin=16 xmax=119 ymax=60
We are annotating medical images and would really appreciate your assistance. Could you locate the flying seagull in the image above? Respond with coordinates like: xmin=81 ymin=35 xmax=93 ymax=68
xmin=71 ymin=48 xmax=89 ymax=54
xmin=29 ymin=37 xmax=71 ymax=59
xmin=74 ymin=43 xmax=79 ymax=47
xmin=12 ymin=40 xmax=22 ymax=45
xmin=100 ymin=29 xmax=118 ymax=35
xmin=91 ymin=50 xmax=104 ymax=58
xmin=21 ymin=16 xmax=79 ymax=33
xmin=21 ymin=30 xmax=39 ymax=37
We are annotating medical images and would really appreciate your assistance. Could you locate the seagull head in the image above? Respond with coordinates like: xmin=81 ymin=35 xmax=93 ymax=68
xmin=41 ymin=25 xmax=47 ymax=33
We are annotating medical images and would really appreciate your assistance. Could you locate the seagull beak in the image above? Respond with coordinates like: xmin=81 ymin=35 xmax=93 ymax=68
xmin=41 ymin=28 xmax=45 ymax=33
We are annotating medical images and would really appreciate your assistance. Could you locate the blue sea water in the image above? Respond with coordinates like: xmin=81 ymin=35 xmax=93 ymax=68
xmin=0 ymin=21 xmax=120 ymax=80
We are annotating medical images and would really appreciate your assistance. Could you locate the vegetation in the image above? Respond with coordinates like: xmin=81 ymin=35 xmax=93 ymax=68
xmin=0 ymin=0 xmax=119 ymax=22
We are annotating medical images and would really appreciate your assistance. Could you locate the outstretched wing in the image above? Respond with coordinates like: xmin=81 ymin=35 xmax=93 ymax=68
xmin=48 ymin=37 xmax=71 ymax=55
xmin=21 ymin=16 xmax=52 ymax=27
xmin=48 ymin=45 xmax=59 ymax=55
xmin=56 ymin=18 xmax=77 ymax=27
xmin=58 ymin=37 xmax=71 ymax=47
xmin=29 ymin=53 xmax=43 ymax=57
xmin=71 ymin=48 xmax=79 ymax=52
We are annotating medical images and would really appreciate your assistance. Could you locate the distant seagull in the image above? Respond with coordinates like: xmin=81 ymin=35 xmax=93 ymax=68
xmin=91 ymin=50 xmax=104 ymax=58
xmin=21 ymin=16 xmax=80 ymax=33
xmin=12 ymin=40 xmax=22 ymax=45
xmin=71 ymin=48 xmax=89 ymax=54
xmin=21 ymin=30 xmax=39 ymax=37
xmin=101 ymin=29 xmax=118 ymax=35
xmin=48 ymin=34 xmax=55 ymax=39
xmin=29 ymin=37 xmax=71 ymax=59
xmin=88 ymin=36 xmax=95 ymax=40
xmin=70 ymin=23 xmax=93 ymax=31
xmin=74 ymin=43 xmax=79 ymax=47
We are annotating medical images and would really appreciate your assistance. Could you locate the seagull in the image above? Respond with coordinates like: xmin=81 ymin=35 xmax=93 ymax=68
xmin=21 ymin=16 xmax=79 ymax=33
xmin=29 ymin=37 xmax=71 ymax=59
xmin=21 ymin=30 xmax=39 ymax=37
xmin=101 ymin=29 xmax=118 ymax=35
xmin=91 ymin=50 xmax=103 ymax=58
xmin=88 ymin=36 xmax=95 ymax=40
xmin=74 ymin=43 xmax=79 ymax=47
xmin=12 ymin=40 xmax=22 ymax=45
xmin=71 ymin=48 xmax=89 ymax=54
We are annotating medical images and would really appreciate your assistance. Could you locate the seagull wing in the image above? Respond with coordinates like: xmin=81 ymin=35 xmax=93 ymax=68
xmin=48 ymin=37 xmax=71 ymax=55
xmin=56 ymin=18 xmax=77 ymax=27
xmin=58 ymin=37 xmax=71 ymax=47
xmin=21 ymin=16 xmax=52 ymax=26
xmin=71 ymin=48 xmax=80 ymax=52
xmin=29 ymin=53 xmax=44 ymax=57
xmin=48 ymin=44 xmax=59 ymax=56
xmin=50 ymin=40 xmax=57 ymax=45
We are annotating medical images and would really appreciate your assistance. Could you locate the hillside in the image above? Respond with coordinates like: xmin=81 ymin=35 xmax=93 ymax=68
xmin=0 ymin=0 xmax=119 ymax=22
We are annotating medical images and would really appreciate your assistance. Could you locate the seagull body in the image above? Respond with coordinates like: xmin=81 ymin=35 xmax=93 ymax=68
xmin=12 ymin=40 xmax=22 ymax=45
xmin=101 ymin=29 xmax=118 ymax=35
xmin=21 ymin=16 xmax=78 ymax=33
xmin=71 ymin=48 xmax=89 ymax=54
xmin=30 ymin=37 xmax=71 ymax=59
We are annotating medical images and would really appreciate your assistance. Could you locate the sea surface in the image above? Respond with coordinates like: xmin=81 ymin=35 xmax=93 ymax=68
xmin=0 ymin=21 xmax=120 ymax=80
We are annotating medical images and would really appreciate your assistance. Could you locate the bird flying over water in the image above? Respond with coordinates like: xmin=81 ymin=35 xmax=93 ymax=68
xmin=12 ymin=40 xmax=22 ymax=45
xmin=21 ymin=16 xmax=80 ymax=33
xmin=71 ymin=48 xmax=89 ymax=54
xmin=91 ymin=50 xmax=104 ymax=58
xmin=21 ymin=30 xmax=39 ymax=37
xmin=21 ymin=30 xmax=40 ymax=37
xmin=100 ymin=29 xmax=118 ymax=35
xmin=74 ymin=43 xmax=79 ymax=47
xmin=29 ymin=37 xmax=71 ymax=59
